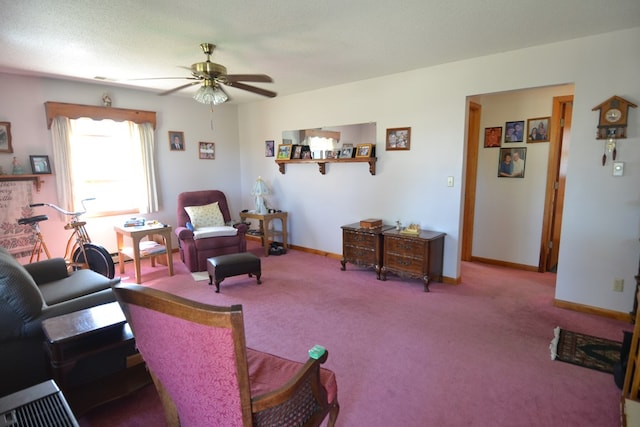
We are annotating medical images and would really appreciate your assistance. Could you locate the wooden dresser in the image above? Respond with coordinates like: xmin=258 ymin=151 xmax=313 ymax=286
xmin=381 ymin=229 xmax=445 ymax=292
xmin=341 ymin=223 xmax=394 ymax=279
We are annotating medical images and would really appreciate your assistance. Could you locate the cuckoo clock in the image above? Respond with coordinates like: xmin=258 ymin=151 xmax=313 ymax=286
xmin=592 ymin=96 xmax=637 ymax=165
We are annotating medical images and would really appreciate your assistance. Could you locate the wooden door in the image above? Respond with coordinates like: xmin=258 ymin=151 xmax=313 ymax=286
xmin=462 ymin=102 xmax=481 ymax=261
xmin=539 ymin=95 xmax=573 ymax=272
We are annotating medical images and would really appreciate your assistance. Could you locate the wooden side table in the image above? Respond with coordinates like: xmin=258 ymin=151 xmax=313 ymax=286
xmin=381 ymin=229 xmax=446 ymax=292
xmin=114 ymin=224 xmax=174 ymax=284
xmin=41 ymin=302 xmax=150 ymax=415
xmin=239 ymin=211 xmax=288 ymax=256
xmin=341 ymin=223 xmax=394 ymax=279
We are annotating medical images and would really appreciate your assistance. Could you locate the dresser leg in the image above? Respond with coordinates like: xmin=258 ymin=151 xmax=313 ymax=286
xmin=340 ymin=258 xmax=346 ymax=271
xmin=423 ymin=276 xmax=430 ymax=292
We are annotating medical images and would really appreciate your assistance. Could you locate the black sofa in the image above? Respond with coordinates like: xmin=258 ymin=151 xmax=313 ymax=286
xmin=0 ymin=246 xmax=119 ymax=396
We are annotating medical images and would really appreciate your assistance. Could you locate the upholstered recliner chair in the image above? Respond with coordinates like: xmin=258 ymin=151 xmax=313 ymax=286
xmin=175 ymin=190 xmax=247 ymax=272
xmin=113 ymin=283 xmax=339 ymax=427
xmin=0 ymin=246 xmax=119 ymax=396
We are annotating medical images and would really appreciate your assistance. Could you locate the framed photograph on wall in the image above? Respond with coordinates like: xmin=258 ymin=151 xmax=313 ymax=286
xmin=484 ymin=127 xmax=502 ymax=147
xmin=386 ymin=127 xmax=411 ymax=150
xmin=355 ymin=143 xmax=373 ymax=158
xmin=29 ymin=155 xmax=51 ymax=174
xmin=277 ymin=144 xmax=292 ymax=160
xmin=527 ymin=117 xmax=550 ymax=142
xmin=0 ymin=122 xmax=12 ymax=153
xmin=497 ymin=147 xmax=526 ymax=178
xmin=198 ymin=142 xmax=215 ymax=159
xmin=504 ymin=121 xmax=524 ymax=143
xmin=169 ymin=131 xmax=185 ymax=151
xmin=265 ymin=140 xmax=274 ymax=157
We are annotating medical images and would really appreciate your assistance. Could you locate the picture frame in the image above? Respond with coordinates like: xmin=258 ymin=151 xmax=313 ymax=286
xmin=504 ymin=121 xmax=524 ymax=143
xmin=339 ymin=144 xmax=354 ymax=159
xmin=291 ymin=144 xmax=302 ymax=159
xmin=484 ymin=126 xmax=502 ymax=148
xmin=29 ymin=155 xmax=51 ymax=174
xmin=198 ymin=142 xmax=215 ymax=160
xmin=169 ymin=131 xmax=185 ymax=151
xmin=386 ymin=127 xmax=411 ymax=150
xmin=0 ymin=122 xmax=12 ymax=153
xmin=300 ymin=146 xmax=312 ymax=159
xmin=265 ymin=140 xmax=275 ymax=157
xmin=277 ymin=144 xmax=292 ymax=160
xmin=526 ymin=117 xmax=550 ymax=143
xmin=325 ymin=150 xmax=338 ymax=159
xmin=355 ymin=143 xmax=373 ymax=158
xmin=497 ymin=148 xmax=526 ymax=178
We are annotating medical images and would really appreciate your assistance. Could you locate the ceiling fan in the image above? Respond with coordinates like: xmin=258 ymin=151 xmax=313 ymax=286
xmin=147 ymin=43 xmax=277 ymax=104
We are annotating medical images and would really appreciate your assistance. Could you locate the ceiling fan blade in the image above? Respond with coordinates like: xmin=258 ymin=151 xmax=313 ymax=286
xmin=225 ymin=81 xmax=277 ymax=98
xmin=159 ymin=81 xmax=200 ymax=96
xmin=126 ymin=76 xmax=200 ymax=81
xmin=225 ymin=74 xmax=273 ymax=83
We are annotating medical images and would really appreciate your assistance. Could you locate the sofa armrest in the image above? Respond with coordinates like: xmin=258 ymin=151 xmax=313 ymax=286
xmin=175 ymin=226 xmax=194 ymax=240
xmin=23 ymin=258 xmax=68 ymax=285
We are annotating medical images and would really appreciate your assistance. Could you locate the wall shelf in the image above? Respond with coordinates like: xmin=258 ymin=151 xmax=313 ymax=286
xmin=0 ymin=174 xmax=47 ymax=192
xmin=275 ymin=157 xmax=377 ymax=175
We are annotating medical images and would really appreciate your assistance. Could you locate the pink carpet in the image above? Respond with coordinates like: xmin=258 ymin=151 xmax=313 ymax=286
xmin=79 ymin=241 xmax=630 ymax=426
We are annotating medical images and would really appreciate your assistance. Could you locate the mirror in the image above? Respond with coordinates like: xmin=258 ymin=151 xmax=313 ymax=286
xmin=282 ymin=122 xmax=376 ymax=159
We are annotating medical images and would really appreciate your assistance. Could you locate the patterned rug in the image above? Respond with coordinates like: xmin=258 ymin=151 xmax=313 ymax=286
xmin=549 ymin=326 xmax=622 ymax=374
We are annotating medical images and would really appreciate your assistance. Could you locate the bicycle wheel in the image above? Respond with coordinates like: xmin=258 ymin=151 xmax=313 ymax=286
xmin=73 ymin=243 xmax=116 ymax=279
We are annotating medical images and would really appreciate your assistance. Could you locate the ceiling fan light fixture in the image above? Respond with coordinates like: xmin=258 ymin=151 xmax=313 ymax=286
xmin=193 ymin=80 xmax=228 ymax=105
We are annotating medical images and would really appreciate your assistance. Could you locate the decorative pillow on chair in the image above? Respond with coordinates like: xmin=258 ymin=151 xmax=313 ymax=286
xmin=184 ymin=202 xmax=225 ymax=229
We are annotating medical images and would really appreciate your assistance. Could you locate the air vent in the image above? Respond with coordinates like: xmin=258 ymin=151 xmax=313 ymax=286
xmin=0 ymin=381 xmax=78 ymax=427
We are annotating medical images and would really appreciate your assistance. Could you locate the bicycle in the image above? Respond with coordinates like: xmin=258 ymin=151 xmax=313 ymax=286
xmin=18 ymin=198 xmax=116 ymax=279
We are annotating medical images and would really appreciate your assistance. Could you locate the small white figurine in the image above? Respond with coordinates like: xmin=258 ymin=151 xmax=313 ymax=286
xmin=12 ymin=157 xmax=24 ymax=175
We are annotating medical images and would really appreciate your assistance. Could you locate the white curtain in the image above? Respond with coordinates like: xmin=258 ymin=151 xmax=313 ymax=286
xmin=50 ymin=116 xmax=74 ymax=219
xmin=50 ymin=117 xmax=159 ymax=215
xmin=131 ymin=121 xmax=158 ymax=213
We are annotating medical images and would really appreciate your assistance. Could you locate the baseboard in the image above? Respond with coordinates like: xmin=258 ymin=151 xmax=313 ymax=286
xmin=553 ymin=298 xmax=632 ymax=322
xmin=470 ymin=256 xmax=539 ymax=272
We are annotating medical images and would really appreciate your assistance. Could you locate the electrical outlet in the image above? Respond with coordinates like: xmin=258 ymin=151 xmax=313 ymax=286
xmin=613 ymin=278 xmax=624 ymax=292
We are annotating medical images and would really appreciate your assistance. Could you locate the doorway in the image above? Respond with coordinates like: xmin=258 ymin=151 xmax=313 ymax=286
xmin=461 ymin=90 xmax=573 ymax=272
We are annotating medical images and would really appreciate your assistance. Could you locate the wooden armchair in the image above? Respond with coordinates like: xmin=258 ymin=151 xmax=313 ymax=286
xmin=113 ymin=284 xmax=339 ymax=427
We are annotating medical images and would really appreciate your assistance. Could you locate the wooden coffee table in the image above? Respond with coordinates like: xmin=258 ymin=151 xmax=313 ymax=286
xmin=41 ymin=302 xmax=151 ymax=415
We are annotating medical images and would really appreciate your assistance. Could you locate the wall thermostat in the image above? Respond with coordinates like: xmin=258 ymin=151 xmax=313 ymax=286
xmin=612 ymin=161 xmax=624 ymax=177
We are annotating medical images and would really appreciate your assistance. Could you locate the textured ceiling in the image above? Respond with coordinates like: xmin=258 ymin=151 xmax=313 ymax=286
xmin=1 ymin=0 xmax=639 ymax=104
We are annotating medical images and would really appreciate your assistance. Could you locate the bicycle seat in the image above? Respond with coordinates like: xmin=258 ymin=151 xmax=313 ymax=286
xmin=18 ymin=215 xmax=49 ymax=225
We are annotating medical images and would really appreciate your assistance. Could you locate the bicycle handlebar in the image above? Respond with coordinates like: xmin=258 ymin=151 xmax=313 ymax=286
xmin=30 ymin=198 xmax=96 ymax=217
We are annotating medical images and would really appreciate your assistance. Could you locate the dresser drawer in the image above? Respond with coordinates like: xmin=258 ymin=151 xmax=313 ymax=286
xmin=385 ymin=236 xmax=424 ymax=255
xmin=343 ymin=230 xmax=377 ymax=247
xmin=384 ymin=253 xmax=423 ymax=275
xmin=344 ymin=245 xmax=376 ymax=264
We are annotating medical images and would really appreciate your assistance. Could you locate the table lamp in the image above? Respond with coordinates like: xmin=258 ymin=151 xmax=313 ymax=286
xmin=251 ymin=176 xmax=270 ymax=214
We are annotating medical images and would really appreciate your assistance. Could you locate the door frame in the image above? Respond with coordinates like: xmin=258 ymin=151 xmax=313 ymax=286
xmin=461 ymin=94 xmax=571 ymax=271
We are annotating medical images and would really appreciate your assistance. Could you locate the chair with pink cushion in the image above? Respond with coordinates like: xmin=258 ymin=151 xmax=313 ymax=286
xmin=176 ymin=190 xmax=247 ymax=272
xmin=113 ymin=283 xmax=339 ymax=427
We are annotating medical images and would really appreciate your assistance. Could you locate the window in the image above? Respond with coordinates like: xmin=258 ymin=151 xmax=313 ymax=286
xmin=68 ymin=118 xmax=145 ymax=217
xmin=45 ymin=102 xmax=158 ymax=216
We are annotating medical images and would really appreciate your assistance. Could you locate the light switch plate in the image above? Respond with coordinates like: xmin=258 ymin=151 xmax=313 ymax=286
xmin=612 ymin=162 xmax=624 ymax=177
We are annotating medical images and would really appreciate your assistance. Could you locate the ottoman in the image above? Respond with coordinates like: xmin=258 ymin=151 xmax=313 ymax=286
xmin=207 ymin=253 xmax=262 ymax=293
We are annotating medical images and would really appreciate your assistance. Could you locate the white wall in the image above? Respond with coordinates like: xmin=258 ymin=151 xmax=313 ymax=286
xmin=1 ymin=27 xmax=638 ymax=314
xmin=472 ymin=85 xmax=574 ymax=267
xmin=0 ymin=75 xmax=241 ymax=256
xmin=238 ymin=28 xmax=640 ymax=314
